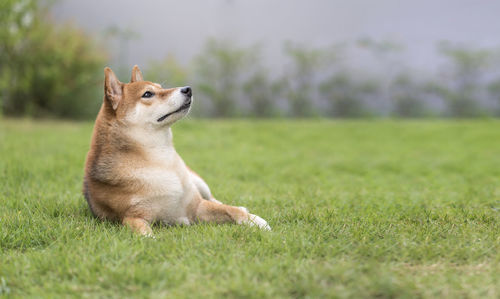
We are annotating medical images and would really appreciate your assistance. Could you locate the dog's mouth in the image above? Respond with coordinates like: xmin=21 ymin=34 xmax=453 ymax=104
xmin=157 ymin=101 xmax=191 ymax=122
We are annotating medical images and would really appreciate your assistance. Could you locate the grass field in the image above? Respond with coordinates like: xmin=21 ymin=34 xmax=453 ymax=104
xmin=0 ymin=119 xmax=499 ymax=298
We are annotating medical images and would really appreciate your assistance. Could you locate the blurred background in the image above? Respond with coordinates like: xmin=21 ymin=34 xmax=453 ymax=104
xmin=2 ymin=0 xmax=500 ymax=119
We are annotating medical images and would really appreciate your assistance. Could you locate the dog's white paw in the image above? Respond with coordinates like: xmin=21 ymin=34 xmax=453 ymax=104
xmin=143 ymin=231 xmax=155 ymax=239
xmin=245 ymin=213 xmax=271 ymax=231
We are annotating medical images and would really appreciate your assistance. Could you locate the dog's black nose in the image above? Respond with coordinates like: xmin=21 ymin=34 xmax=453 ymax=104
xmin=180 ymin=86 xmax=192 ymax=97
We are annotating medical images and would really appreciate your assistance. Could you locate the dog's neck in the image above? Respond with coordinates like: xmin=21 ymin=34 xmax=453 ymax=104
xmin=138 ymin=126 xmax=173 ymax=145
xmin=124 ymin=125 xmax=176 ymax=156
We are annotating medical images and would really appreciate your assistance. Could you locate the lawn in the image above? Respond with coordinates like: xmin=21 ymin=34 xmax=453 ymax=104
xmin=0 ymin=119 xmax=499 ymax=298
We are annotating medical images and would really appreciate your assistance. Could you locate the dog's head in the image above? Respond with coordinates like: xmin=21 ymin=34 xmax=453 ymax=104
xmin=103 ymin=66 xmax=192 ymax=128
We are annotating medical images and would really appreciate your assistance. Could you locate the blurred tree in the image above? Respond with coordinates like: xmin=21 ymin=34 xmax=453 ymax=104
xmin=104 ymin=25 xmax=140 ymax=78
xmin=242 ymin=71 xmax=284 ymax=117
xmin=488 ymin=79 xmax=500 ymax=116
xmin=194 ymin=39 xmax=257 ymax=117
xmin=390 ymin=74 xmax=428 ymax=117
xmin=0 ymin=0 xmax=37 ymax=117
xmin=320 ymin=72 xmax=376 ymax=117
xmin=283 ymin=42 xmax=338 ymax=117
xmin=429 ymin=42 xmax=496 ymax=117
xmin=0 ymin=0 xmax=106 ymax=119
xmin=357 ymin=38 xmax=405 ymax=74
xmin=357 ymin=38 xmax=427 ymax=117
xmin=147 ymin=55 xmax=189 ymax=88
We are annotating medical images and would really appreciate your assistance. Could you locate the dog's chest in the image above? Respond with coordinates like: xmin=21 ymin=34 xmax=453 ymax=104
xmin=137 ymin=148 xmax=185 ymax=194
xmin=137 ymin=166 xmax=185 ymax=197
xmin=130 ymin=150 xmax=193 ymax=224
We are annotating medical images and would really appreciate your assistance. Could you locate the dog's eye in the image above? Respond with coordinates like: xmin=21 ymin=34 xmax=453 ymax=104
xmin=142 ymin=91 xmax=154 ymax=98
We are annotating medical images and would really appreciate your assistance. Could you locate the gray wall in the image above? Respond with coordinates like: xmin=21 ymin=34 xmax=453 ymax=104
xmin=51 ymin=0 xmax=500 ymax=72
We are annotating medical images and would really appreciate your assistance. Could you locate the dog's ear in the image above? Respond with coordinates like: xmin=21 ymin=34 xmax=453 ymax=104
xmin=130 ymin=65 xmax=144 ymax=83
xmin=104 ymin=67 xmax=122 ymax=110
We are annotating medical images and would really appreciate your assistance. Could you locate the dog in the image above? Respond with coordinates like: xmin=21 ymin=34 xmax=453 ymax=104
xmin=83 ymin=66 xmax=270 ymax=236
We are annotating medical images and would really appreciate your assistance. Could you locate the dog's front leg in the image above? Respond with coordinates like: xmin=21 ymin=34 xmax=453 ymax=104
xmin=122 ymin=216 xmax=153 ymax=236
xmin=188 ymin=197 xmax=271 ymax=230
xmin=188 ymin=169 xmax=223 ymax=204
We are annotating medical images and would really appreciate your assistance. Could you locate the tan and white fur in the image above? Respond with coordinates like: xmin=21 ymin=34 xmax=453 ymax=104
xmin=83 ymin=66 xmax=270 ymax=236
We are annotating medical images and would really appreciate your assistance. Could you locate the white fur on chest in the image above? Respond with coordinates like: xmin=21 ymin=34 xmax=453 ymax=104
xmin=131 ymin=166 xmax=195 ymax=225
xmin=126 ymin=127 xmax=197 ymax=225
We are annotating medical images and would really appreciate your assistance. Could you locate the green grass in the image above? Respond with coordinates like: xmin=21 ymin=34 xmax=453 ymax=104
xmin=0 ymin=119 xmax=499 ymax=298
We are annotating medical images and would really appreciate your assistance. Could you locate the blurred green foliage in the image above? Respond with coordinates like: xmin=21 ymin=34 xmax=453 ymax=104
xmin=429 ymin=42 xmax=498 ymax=117
xmin=390 ymin=74 xmax=429 ymax=118
xmin=283 ymin=43 xmax=338 ymax=117
xmin=1 ymin=1 xmax=500 ymax=119
xmin=242 ymin=71 xmax=283 ymax=117
xmin=320 ymin=72 xmax=377 ymax=118
xmin=148 ymin=40 xmax=284 ymax=118
xmin=148 ymin=39 xmax=500 ymax=118
xmin=0 ymin=0 xmax=106 ymax=119
xmin=193 ymin=39 xmax=258 ymax=117
xmin=147 ymin=55 xmax=189 ymax=88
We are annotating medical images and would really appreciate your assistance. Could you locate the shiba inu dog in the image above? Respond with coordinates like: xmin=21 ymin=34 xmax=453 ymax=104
xmin=83 ymin=66 xmax=270 ymax=236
